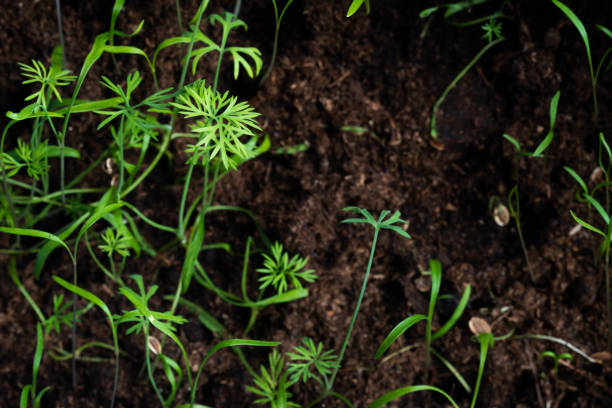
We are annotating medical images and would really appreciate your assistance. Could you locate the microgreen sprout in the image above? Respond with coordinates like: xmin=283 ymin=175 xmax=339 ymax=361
xmin=427 ymin=1 xmax=508 ymax=138
xmin=551 ymin=0 xmax=612 ymax=126
xmin=287 ymin=337 xmax=338 ymax=386
xmin=375 ymin=259 xmax=471 ymax=389
xmin=305 ymin=207 xmax=411 ymax=406
xmin=171 ymin=79 xmax=261 ymax=170
xmin=539 ymin=350 xmax=573 ymax=377
xmin=247 ymin=350 xmax=299 ymax=408
xmin=257 ymin=241 xmax=317 ymax=295
xmin=19 ymin=323 xmax=50 ymax=408
xmin=565 ymin=139 xmax=612 ymax=350
xmin=502 ymin=90 xmax=561 ymax=283
xmin=259 ymin=0 xmax=295 ymax=85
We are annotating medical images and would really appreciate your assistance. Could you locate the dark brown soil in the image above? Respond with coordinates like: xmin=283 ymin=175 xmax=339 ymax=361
xmin=1 ymin=0 xmax=612 ymax=407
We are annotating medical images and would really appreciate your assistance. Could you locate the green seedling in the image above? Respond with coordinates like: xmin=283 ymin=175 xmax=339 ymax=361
xmin=248 ymin=349 xmax=299 ymax=408
xmin=503 ymin=90 xmax=561 ymax=182
xmin=419 ymin=0 xmax=509 ymax=27
xmin=502 ymin=90 xmax=561 ymax=283
xmin=429 ymin=16 xmax=505 ymax=138
xmin=259 ymin=0 xmax=295 ymax=85
xmin=287 ymin=337 xmax=338 ymax=388
xmin=54 ymin=276 xmax=120 ymax=408
xmin=367 ymin=316 xmax=494 ymax=408
xmin=347 ymin=0 xmax=370 ymax=17
xmin=565 ymin=138 xmax=612 ymax=350
xmin=257 ymin=241 xmax=317 ymax=295
xmin=422 ymin=0 xmax=510 ymax=138
xmin=116 ymin=274 xmax=190 ymax=407
xmin=190 ymin=236 xmax=313 ymax=336
xmin=19 ymin=323 xmax=50 ymax=408
xmin=551 ymin=0 xmax=612 ymax=126
xmin=539 ymin=350 xmax=573 ymax=377
xmin=375 ymin=259 xmax=471 ymax=389
xmin=305 ymin=207 xmax=411 ymax=407
xmin=248 ymin=339 xmax=341 ymax=408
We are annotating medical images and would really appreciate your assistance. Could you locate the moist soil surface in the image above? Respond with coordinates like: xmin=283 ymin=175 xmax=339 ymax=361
xmin=1 ymin=0 xmax=612 ymax=407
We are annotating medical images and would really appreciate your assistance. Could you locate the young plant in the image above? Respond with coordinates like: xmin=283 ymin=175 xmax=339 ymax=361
xmin=248 ymin=338 xmax=339 ymax=407
xmin=367 ymin=317 xmax=495 ymax=408
xmin=305 ymin=207 xmax=411 ymax=407
xmin=551 ymin=0 xmax=612 ymax=126
xmin=426 ymin=4 xmax=508 ymax=138
xmin=565 ymin=138 xmax=612 ymax=350
xmin=375 ymin=259 xmax=471 ymax=390
xmin=19 ymin=323 xmax=50 ymax=408
xmin=503 ymin=90 xmax=561 ymax=283
xmin=539 ymin=350 xmax=573 ymax=378
xmin=247 ymin=349 xmax=299 ymax=408
xmin=259 ymin=0 xmax=295 ymax=85
xmin=347 ymin=0 xmax=370 ymax=17
xmin=257 ymin=241 xmax=317 ymax=295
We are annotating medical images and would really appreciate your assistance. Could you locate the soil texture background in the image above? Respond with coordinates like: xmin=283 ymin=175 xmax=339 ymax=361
xmin=1 ymin=0 xmax=612 ymax=407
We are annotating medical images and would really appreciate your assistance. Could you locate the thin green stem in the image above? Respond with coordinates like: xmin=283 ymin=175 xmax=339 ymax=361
xmin=469 ymin=334 xmax=491 ymax=408
xmin=178 ymin=160 xmax=197 ymax=239
xmin=515 ymin=215 xmax=535 ymax=283
xmin=326 ymin=227 xmax=380 ymax=391
xmin=56 ymin=0 xmax=66 ymax=68
xmin=144 ymin=325 xmax=165 ymax=405
xmin=605 ymin=247 xmax=611 ymax=350
xmin=175 ymin=0 xmax=183 ymax=32
xmin=430 ymin=38 xmax=503 ymax=138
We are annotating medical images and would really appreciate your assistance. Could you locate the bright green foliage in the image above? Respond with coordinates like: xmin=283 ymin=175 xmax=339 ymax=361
xmin=96 ymin=72 xmax=173 ymax=142
xmin=171 ymin=79 xmax=261 ymax=169
xmin=375 ymin=259 xmax=471 ymax=389
xmin=286 ymin=337 xmax=337 ymax=385
xmin=0 ymin=139 xmax=50 ymax=180
xmin=481 ymin=16 xmax=503 ymax=43
xmin=45 ymin=294 xmax=76 ymax=336
xmin=117 ymin=275 xmax=187 ymax=337
xmin=98 ymin=227 xmax=131 ymax=258
xmin=347 ymin=0 xmax=370 ymax=17
xmin=565 ymin=136 xmax=612 ymax=350
xmin=342 ymin=207 xmax=411 ymax=238
xmin=257 ymin=241 xmax=316 ymax=295
xmin=19 ymin=323 xmax=50 ymax=408
xmin=247 ymin=349 xmax=299 ymax=408
xmin=18 ymin=60 xmax=76 ymax=106
xmin=539 ymin=350 xmax=573 ymax=376
xmin=551 ymin=0 xmax=612 ymax=124
xmin=503 ymin=90 xmax=561 ymax=160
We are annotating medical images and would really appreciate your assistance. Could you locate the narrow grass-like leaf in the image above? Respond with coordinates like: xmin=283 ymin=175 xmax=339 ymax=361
xmin=181 ymin=217 xmax=204 ymax=293
xmin=347 ymin=0 xmax=365 ymax=17
xmin=586 ymin=195 xmax=610 ymax=225
xmin=432 ymin=284 xmax=471 ymax=340
xmin=375 ymin=314 xmax=427 ymax=359
xmin=428 ymin=259 xmax=442 ymax=321
xmin=0 ymin=226 xmax=73 ymax=262
xmin=503 ymin=133 xmax=521 ymax=152
xmin=191 ymin=339 xmax=280 ymax=405
xmin=9 ymin=258 xmax=45 ymax=323
xmin=34 ymin=213 xmax=88 ymax=279
xmin=171 ymin=296 xmax=225 ymax=335
xmin=564 ymin=166 xmax=589 ymax=195
xmin=431 ymin=347 xmax=471 ymax=393
xmin=367 ymin=385 xmax=459 ymax=408
xmin=551 ymin=0 xmax=592 ymax=75
xmin=252 ymin=288 xmax=308 ymax=307
xmin=570 ymin=210 xmax=606 ymax=238
xmin=53 ymin=276 xmax=112 ymax=319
